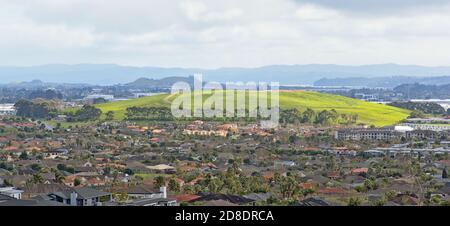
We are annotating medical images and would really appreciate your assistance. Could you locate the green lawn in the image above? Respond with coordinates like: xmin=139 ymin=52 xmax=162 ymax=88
xmin=95 ymin=91 xmax=410 ymax=127
xmin=278 ymin=91 xmax=410 ymax=127
xmin=96 ymin=94 xmax=170 ymax=120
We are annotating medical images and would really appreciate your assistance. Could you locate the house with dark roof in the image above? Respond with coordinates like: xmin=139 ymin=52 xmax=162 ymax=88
xmin=44 ymin=148 xmax=69 ymax=159
xmin=127 ymin=185 xmax=165 ymax=199
xmin=127 ymin=197 xmax=177 ymax=206
xmin=48 ymin=187 xmax=112 ymax=206
xmin=291 ymin=197 xmax=330 ymax=206
xmin=190 ymin=193 xmax=256 ymax=206
xmin=244 ymin=193 xmax=271 ymax=202
xmin=74 ymin=166 xmax=98 ymax=174
xmin=21 ymin=183 xmax=69 ymax=199
xmin=126 ymin=186 xmax=177 ymax=206
xmin=169 ymin=194 xmax=200 ymax=203
xmin=0 ymin=186 xmax=23 ymax=199
xmin=0 ymin=192 xmax=67 ymax=206
xmin=0 ymin=193 xmax=14 ymax=201
xmin=432 ymin=182 xmax=450 ymax=201
xmin=0 ymin=197 xmax=67 ymax=206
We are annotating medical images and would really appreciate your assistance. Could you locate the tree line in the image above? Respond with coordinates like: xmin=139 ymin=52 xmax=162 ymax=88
xmin=280 ymin=108 xmax=358 ymax=125
xmin=388 ymin=101 xmax=447 ymax=115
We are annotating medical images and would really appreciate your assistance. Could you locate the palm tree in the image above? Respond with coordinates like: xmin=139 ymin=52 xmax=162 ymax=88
xmin=279 ymin=175 xmax=299 ymax=200
xmin=407 ymin=160 xmax=425 ymax=206
xmin=154 ymin=176 xmax=165 ymax=187
xmin=54 ymin=171 xmax=65 ymax=184
xmin=32 ymin=173 xmax=44 ymax=184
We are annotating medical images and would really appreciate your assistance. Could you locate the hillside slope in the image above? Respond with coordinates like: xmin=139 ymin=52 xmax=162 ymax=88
xmin=96 ymin=91 xmax=410 ymax=127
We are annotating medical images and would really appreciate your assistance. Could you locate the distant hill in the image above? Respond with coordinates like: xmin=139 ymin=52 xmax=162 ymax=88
xmin=314 ymin=76 xmax=450 ymax=88
xmin=96 ymin=91 xmax=410 ymax=127
xmin=394 ymin=83 xmax=450 ymax=99
xmin=0 ymin=79 xmax=91 ymax=89
xmin=3 ymin=63 xmax=450 ymax=85
xmin=124 ymin=76 xmax=196 ymax=89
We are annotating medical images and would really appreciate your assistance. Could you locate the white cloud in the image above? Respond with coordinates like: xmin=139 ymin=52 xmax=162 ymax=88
xmin=1 ymin=0 xmax=450 ymax=67
xmin=295 ymin=4 xmax=340 ymax=21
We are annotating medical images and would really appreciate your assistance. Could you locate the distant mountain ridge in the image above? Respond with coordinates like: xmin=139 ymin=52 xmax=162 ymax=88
xmin=124 ymin=76 xmax=195 ymax=89
xmin=2 ymin=63 xmax=450 ymax=85
xmin=314 ymin=76 xmax=450 ymax=88
xmin=0 ymin=79 xmax=91 ymax=89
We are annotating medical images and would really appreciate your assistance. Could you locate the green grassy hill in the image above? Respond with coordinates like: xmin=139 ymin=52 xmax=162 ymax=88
xmin=96 ymin=91 xmax=410 ymax=127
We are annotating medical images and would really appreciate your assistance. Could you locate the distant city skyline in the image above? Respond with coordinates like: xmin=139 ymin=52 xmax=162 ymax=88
xmin=2 ymin=0 xmax=450 ymax=68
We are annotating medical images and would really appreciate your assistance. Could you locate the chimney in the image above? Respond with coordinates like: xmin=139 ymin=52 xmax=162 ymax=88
xmin=70 ymin=191 xmax=78 ymax=206
xmin=160 ymin=186 xmax=167 ymax=199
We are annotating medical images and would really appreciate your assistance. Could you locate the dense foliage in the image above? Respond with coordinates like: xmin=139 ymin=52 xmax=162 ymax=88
xmin=126 ymin=107 xmax=174 ymax=121
xmin=14 ymin=99 xmax=60 ymax=119
xmin=394 ymin=83 xmax=450 ymax=99
xmin=279 ymin=108 xmax=358 ymax=125
xmin=388 ymin=101 xmax=446 ymax=115
xmin=67 ymin=105 xmax=102 ymax=121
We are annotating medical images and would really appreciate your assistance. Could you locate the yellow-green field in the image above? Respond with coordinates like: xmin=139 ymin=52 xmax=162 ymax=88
xmin=95 ymin=91 xmax=411 ymax=127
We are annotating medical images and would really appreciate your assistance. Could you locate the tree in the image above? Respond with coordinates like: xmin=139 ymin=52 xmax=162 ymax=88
xmin=74 ymin=178 xmax=81 ymax=186
xmin=30 ymin=163 xmax=41 ymax=171
xmin=301 ymin=108 xmax=316 ymax=124
xmin=168 ymin=178 xmax=180 ymax=193
xmin=57 ymin=164 xmax=66 ymax=171
xmin=347 ymin=197 xmax=362 ymax=206
xmin=32 ymin=173 xmax=44 ymax=184
xmin=363 ymin=177 xmax=378 ymax=191
xmin=443 ymin=168 xmax=448 ymax=179
xmin=154 ymin=176 xmax=165 ymax=187
xmin=14 ymin=99 xmax=58 ymax=119
xmin=372 ymin=198 xmax=386 ymax=206
xmin=208 ymin=178 xmax=224 ymax=193
xmin=3 ymin=178 xmax=13 ymax=186
xmin=408 ymin=110 xmax=426 ymax=119
xmin=19 ymin=151 xmax=28 ymax=160
xmin=68 ymin=105 xmax=102 ymax=122
xmin=278 ymin=175 xmax=300 ymax=200
xmin=288 ymin=135 xmax=297 ymax=144
xmin=106 ymin=111 xmax=114 ymax=121
xmin=315 ymin=109 xmax=338 ymax=125
xmin=54 ymin=171 xmax=65 ymax=184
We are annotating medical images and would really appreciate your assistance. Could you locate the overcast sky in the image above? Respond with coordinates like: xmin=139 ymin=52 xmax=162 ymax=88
xmin=2 ymin=0 xmax=450 ymax=68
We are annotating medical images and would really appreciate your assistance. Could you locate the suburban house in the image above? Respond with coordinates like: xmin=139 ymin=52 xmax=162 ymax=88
xmin=0 ymin=194 xmax=67 ymax=206
xmin=127 ymin=197 xmax=177 ymax=206
xmin=145 ymin=164 xmax=176 ymax=174
xmin=0 ymin=186 xmax=24 ymax=199
xmin=127 ymin=185 xmax=166 ymax=199
xmin=127 ymin=186 xmax=177 ymax=206
xmin=189 ymin=193 xmax=256 ymax=206
xmin=21 ymin=183 xmax=70 ymax=199
xmin=432 ymin=182 xmax=450 ymax=201
xmin=274 ymin=160 xmax=296 ymax=168
xmin=291 ymin=197 xmax=330 ymax=206
xmin=335 ymin=128 xmax=399 ymax=141
xmin=44 ymin=148 xmax=69 ymax=159
xmin=48 ymin=187 xmax=112 ymax=206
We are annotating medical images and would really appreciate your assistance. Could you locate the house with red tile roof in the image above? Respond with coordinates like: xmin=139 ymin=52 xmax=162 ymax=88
xmin=169 ymin=194 xmax=200 ymax=203
xmin=351 ymin=168 xmax=369 ymax=174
